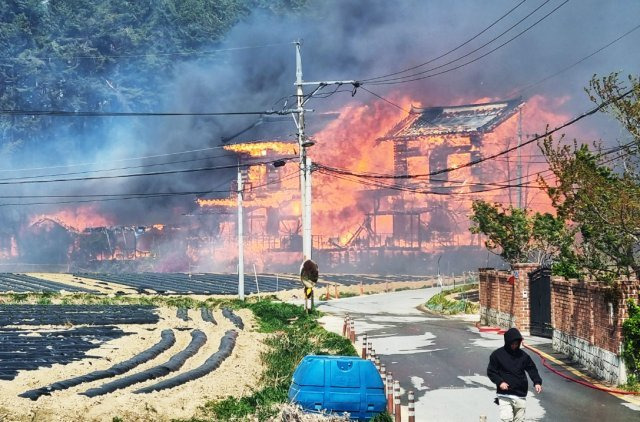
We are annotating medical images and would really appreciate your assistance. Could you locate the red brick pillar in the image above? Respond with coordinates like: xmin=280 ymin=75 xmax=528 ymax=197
xmin=512 ymin=263 xmax=539 ymax=334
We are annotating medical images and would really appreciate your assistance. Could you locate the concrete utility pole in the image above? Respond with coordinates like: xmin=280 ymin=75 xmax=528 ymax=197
xmin=517 ymin=107 xmax=523 ymax=209
xmin=295 ymin=42 xmax=312 ymax=261
xmin=292 ymin=41 xmax=357 ymax=261
xmin=237 ymin=166 xmax=245 ymax=300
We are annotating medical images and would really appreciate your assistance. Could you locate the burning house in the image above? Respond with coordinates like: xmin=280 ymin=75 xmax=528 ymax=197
xmin=6 ymin=96 xmax=552 ymax=274
xmin=193 ymin=98 xmax=526 ymax=274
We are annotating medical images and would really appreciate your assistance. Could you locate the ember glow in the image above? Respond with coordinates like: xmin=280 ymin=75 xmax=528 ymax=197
xmin=29 ymin=206 xmax=113 ymax=232
xmin=3 ymin=94 xmax=576 ymax=273
xmin=191 ymin=94 xmax=572 ymax=273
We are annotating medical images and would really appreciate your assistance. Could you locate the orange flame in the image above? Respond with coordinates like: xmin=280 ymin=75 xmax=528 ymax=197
xmin=223 ymin=141 xmax=297 ymax=157
xmin=29 ymin=206 xmax=113 ymax=231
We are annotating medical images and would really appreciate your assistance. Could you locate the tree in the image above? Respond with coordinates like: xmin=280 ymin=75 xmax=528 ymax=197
xmin=469 ymin=200 xmax=576 ymax=275
xmin=540 ymin=74 xmax=640 ymax=282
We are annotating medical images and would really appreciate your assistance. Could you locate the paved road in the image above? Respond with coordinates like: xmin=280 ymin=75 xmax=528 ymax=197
xmin=317 ymin=288 xmax=640 ymax=421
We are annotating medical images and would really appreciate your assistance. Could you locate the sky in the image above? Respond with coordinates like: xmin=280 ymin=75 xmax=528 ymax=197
xmin=2 ymin=0 xmax=640 ymax=226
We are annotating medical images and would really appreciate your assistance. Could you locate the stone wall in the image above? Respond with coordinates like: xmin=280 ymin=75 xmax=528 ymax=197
xmin=478 ymin=263 xmax=538 ymax=334
xmin=551 ymin=278 xmax=638 ymax=384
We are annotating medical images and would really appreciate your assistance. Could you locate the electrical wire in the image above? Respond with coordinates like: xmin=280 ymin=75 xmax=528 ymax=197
xmin=0 ymin=168 xmax=300 ymax=207
xmin=513 ymin=22 xmax=640 ymax=95
xmin=0 ymin=109 xmax=284 ymax=117
xmin=0 ymin=138 xmax=300 ymax=174
xmin=317 ymin=87 xmax=635 ymax=179
xmin=0 ymin=152 xmax=243 ymax=182
xmin=358 ymin=86 xmax=411 ymax=113
xmin=0 ymin=42 xmax=293 ymax=61
xmin=0 ymin=157 xmax=296 ymax=186
xmin=365 ymin=0 xmax=569 ymax=86
xmin=362 ymin=0 xmax=528 ymax=82
xmin=315 ymin=138 xmax=638 ymax=198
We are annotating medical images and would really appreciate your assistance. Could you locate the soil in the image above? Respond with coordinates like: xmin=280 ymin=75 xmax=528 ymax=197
xmin=0 ymin=306 xmax=266 ymax=421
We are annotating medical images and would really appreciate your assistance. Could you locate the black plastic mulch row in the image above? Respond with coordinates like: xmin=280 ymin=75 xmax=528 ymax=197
xmin=80 ymin=329 xmax=207 ymax=397
xmin=0 ymin=273 xmax=98 ymax=293
xmin=200 ymin=307 xmax=216 ymax=324
xmin=0 ymin=327 xmax=127 ymax=381
xmin=0 ymin=305 xmax=159 ymax=326
xmin=135 ymin=330 xmax=238 ymax=394
xmin=19 ymin=329 xmax=176 ymax=401
xmin=73 ymin=272 xmax=300 ymax=295
xmin=73 ymin=272 xmax=433 ymax=294
xmin=222 ymin=308 xmax=244 ymax=330
xmin=176 ymin=308 xmax=190 ymax=321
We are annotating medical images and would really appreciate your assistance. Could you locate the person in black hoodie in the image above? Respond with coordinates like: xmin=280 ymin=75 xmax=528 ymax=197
xmin=487 ymin=328 xmax=542 ymax=422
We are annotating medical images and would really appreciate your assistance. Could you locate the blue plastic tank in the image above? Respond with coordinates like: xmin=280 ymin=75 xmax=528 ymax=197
xmin=288 ymin=355 xmax=387 ymax=420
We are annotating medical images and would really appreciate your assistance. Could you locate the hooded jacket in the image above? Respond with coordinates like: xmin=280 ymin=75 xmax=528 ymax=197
xmin=487 ymin=328 xmax=542 ymax=397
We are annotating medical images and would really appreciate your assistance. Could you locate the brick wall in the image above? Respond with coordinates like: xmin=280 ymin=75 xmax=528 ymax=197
xmin=479 ymin=263 xmax=538 ymax=333
xmin=551 ymin=277 xmax=639 ymax=383
xmin=479 ymin=263 xmax=640 ymax=384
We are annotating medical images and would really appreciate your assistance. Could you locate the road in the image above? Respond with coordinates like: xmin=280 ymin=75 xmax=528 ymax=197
xmin=317 ymin=287 xmax=640 ymax=421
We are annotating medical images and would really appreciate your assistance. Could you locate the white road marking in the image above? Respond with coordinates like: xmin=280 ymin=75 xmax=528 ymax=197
xmin=411 ymin=375 xmax=429 ymax=391
xmin=621 ymin=403 xmax=640 ymax=412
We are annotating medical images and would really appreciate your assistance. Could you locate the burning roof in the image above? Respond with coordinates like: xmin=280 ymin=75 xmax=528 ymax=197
xmin=381 ymin=98 xmax=523 ymax=139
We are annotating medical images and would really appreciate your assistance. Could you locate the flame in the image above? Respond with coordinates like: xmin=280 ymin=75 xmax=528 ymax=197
xmin=223 ymin=141 xmax=297 ymax=157
xmin=6 ymin=93 xmax=577 ymax=272
xmin=29 ymin=206 xmax=113 ymax=231
xmin=194 ymin=92 xmax=574 ymax=268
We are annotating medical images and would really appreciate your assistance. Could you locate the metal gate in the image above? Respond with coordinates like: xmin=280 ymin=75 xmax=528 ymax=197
xmin=529 ymin=268 xmax=553 ymax=338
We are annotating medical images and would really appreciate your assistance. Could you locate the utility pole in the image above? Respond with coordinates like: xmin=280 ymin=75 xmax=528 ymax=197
xmin=237 ymin=166 xmax=245 ymax=300
xmin=292 ymin=41 xmax=357 ymax=261
xmin=517 ymin=107 xmax=523 ymax=209
xmin=295 ymin=41 xmax=312 ymax=261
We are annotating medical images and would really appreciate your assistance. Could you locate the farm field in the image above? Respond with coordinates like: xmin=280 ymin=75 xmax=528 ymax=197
xmin=0 ymin=302 xmax=263 ymax=421
xmin=0 ymin=272 xmax=440 ymax=420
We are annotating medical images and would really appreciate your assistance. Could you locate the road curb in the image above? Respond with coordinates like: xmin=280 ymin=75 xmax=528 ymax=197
xmin=473 ymin=324 xmax=640 ymax=406
xmin=524 ymin=343 xmax=640 ymax=406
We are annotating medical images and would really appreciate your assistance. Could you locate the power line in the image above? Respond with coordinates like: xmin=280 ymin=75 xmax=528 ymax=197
xmin=0 ymin=157 xmax=296 ymax=186
xmin=0 ymin=109 xmax=285 ymax=117
xmin=317 ymin=87 xmax=634 ymax=179
xmin=316 ymin=167 xmax=543 ymax=197
xmin=512 ymin=22 xmax=640 ymax=95
xmin=362 ymin=0 xmax=528 ymax=82
xmin=364 ymin=0 xmax=556 ymax=84
xmin=0 ymin=139 xmax=298 ymax=174
xmin=315 ymin=138 xmax=638 ymax=204
xmin=0 ymin=169 xmax=300 ymax=207
xmin=0 ymin=152 xmax=242 ymax=182
xmin=0 ymin=42 xmax=292 ymax=62
xmin=365 ymin=0 xmax=568 ymax=86
xmin=358 ymin=86 xmax=410 ymax=113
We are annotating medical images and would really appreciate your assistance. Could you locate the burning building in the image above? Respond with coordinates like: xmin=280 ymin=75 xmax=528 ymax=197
xmin=193 ymin=97 xmax=527 ymax=274
xmin=5 ymin=95 xmax=557 ymax=274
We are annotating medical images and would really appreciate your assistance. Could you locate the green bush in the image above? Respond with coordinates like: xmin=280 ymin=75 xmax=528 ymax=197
xmin=372 ymin=411 xmax=393 ymax=422
xmin=426 ymin=284 xmax=479 ymax=315
xmin=201 ymin=300 xmax=357 ymax=420
xmin=622 ymin=299 xmax=640 ymax=388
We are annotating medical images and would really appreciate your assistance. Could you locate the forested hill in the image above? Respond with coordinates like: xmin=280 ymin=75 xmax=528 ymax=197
xmin=0 ymin=0 xmax=305 ymax=155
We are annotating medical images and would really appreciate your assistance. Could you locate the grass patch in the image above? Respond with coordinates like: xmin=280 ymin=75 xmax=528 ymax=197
xmin=0 ymin=292 xmax=238 ymax=309
xmin=620 ymin=374 xmax=640 ymax=392
xmin=425 ymin=283 xmax=479 ymax=315
xmin=199 ymin=300 xmax=358 ymax=421
xmin=319 ymin=291 xmax=359 ymax=300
